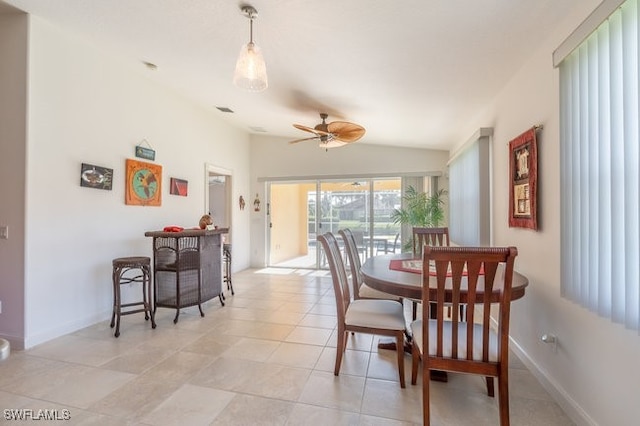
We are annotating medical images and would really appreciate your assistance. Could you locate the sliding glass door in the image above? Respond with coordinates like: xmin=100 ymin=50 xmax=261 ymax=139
xmin=268 ymin=178 xmax=401 ymax=269
xmin=371 ymin=179 xmax=403 ymax=256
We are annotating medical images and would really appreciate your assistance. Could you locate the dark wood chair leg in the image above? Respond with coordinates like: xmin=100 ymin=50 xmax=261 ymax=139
xmin=486 ymin=376 xmax=495 ymax=397
xmin=423 ymin=360 xmax=431 ymax=425
xmin=335 ymin=330 xmax=346 ymax=376
xmin=411 ymin=340 xmax=420 ymax=385
xmin=396 ymin=332 xmax=406 ymax=388
xmin=498 ymin=373 xmax=510 ymax=426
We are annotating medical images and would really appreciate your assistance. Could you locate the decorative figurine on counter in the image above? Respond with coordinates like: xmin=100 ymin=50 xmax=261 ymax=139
xmin=239 ymin=195 xmax=246 ymax=210
xmin=253 ymin=194 xmax=261 ymax=212
xmin=199 ymin=214 xmax=215 ymax=230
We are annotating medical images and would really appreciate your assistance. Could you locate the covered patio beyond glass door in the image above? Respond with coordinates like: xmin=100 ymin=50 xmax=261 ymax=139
xmin=268 ymin=178 xmax=402 ymax=269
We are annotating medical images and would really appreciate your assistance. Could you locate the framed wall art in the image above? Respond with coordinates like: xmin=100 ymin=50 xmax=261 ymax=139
xmin=125 ymin=159 xmax=162 ymax=206
xmin=80 ymin=163 xmax=113 ymax=190
xmin=508 ymin=126 xmax=539 ymax=230
xmin=169 ymin=178 xmax=188 ymax=196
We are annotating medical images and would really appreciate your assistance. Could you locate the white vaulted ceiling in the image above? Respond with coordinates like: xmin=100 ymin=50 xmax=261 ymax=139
xmin=1 ymin=0 xmax=597 ymax=150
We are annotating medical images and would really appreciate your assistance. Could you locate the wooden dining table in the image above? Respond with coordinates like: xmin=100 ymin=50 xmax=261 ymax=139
xmin=360 ymin=252 xmax=528 ymax=303
xmin=360 ymin=252 xmax=529 ymax=381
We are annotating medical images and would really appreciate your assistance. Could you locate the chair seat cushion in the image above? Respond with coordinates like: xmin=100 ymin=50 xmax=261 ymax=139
xmin=359 ymin=284 xmax=399 ymax=301
xmin=411 ymin=319 xmax=498 ymax=362
xmin=346 ymin=299 xmax=406 ymax=330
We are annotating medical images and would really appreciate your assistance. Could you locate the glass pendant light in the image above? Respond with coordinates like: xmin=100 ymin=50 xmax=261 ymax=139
xmin=233 ymin=5 xmax=268 ymax=92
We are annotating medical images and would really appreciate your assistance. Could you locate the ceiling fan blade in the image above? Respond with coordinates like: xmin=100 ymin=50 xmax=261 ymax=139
xmin=289 ymin=136 xmax=320 ymax=144
xmin=293 ymin=124 xmax=317 ymax=133
xmin=293 ymin=124 xmax=330 ymax=137
xmin=292 ymin=124 xmax=325 ymax=136
xmin=327 ymin=121 xmax=366 ymax=142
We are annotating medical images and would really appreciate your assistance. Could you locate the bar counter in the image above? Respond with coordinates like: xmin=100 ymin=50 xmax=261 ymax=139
xmin=145 ymin=228 xmax=229 ymax=323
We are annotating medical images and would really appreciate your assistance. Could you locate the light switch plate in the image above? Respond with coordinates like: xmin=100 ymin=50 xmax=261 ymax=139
xmin=0 ymin=226 xmax=7 ymax=240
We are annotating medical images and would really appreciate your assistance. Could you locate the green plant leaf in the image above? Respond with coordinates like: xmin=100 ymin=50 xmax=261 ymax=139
xmin=391 ymin=185 xmax=447 ymax=251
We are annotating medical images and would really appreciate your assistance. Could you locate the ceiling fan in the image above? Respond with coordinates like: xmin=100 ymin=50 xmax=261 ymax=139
xmin=290 ymin=113 xmax=365 ymax=149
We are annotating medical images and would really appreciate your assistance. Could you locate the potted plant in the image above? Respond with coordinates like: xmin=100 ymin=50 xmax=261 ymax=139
xmin=391 ymin=185 xmax=447 ymax=252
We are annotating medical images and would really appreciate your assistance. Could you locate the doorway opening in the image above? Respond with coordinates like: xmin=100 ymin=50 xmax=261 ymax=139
xmin=204 ymin=164 xmax=232 ymax=242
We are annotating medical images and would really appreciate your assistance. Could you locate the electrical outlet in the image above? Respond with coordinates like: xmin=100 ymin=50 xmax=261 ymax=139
xmin=0 ymin=300 xmax=3 ymax=314
xmin=541 ymin=333 xmax=558 ymax=353
xmin=0 ymin=226 xmax=7 ymax=240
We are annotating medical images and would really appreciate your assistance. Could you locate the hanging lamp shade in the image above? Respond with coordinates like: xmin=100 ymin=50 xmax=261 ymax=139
xmin=233 ymin=6 xmax=268 ymax=92
xmin=233 ymin=42 xmax=268 ymax=92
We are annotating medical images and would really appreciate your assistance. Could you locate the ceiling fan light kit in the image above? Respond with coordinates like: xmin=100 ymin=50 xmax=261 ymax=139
xmin=290 ymin=113 xmax=366 ymax=149
xmin=233 ymin=5 xmax=268 ymax=92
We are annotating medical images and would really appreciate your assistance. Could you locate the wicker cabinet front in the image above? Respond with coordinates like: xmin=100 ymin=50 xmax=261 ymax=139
xmin=147 ymin=230 xmax=224 ymax=317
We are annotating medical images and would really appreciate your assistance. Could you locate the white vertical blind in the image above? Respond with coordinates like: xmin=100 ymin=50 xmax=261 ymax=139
xmin=560 ymin=0 xmax=640 ymax=331
xmin=450 ymin=144 xmax=479 ymax=246
xmin=448 ymin=134 xmax=490 ymax=246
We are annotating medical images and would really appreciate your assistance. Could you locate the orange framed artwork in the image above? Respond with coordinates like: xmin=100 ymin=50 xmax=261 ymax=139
xmin=125 ymin=159 xmax=162 ymax=206
xmin=508 ymin=127 xmax=538 ymax=230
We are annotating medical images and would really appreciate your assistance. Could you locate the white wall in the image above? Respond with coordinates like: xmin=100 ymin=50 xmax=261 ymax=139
xmin=248 ymin=135 xmax=449 ymax=267
xmin=20 ymin=16 xmax=251 ymax=349
xmin=458 ymin=2 xmax=640 ymax=425
xmin=0 ymin=10 xmax=27 ymax=347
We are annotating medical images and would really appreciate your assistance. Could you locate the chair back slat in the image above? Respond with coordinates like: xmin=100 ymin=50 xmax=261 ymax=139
xmin=464 ymin=259 xmax=482 ymax=360
xmin=338 ymin=229 xmax=362 ymax=299
xmin=481 ymin=261 xmax=499 ymax=361
xmin=318 ymin=233 xmax=351 ymax=318
xmin=449 ymin=259 xmax=465 ymax=359
xmin=413 ymin=227 xmax=449 ymax=256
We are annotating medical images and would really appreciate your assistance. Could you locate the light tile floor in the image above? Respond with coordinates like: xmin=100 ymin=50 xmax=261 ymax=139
xmin=0 ymin=268 xmax=574 ymax=425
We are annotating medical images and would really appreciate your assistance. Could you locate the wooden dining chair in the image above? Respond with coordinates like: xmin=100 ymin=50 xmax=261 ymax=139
xmin=338 ymin=229 xmax=400 ymax=301
xmin=410 ymin=246 xmax=518 ymax=426
xmin=412 ymin=226 xmax=450 ymax=256
xmin=318 ymin=232 xmax=407 ymax=388
xmin=411 ymin=227 xmax=450 ymax=321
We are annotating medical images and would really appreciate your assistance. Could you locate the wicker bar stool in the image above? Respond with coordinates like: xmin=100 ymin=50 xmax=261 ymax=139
xmin=110 ymin=256 xmax=156 ymax=337
xmin=223 ymin=243 xmax=234 ymax=296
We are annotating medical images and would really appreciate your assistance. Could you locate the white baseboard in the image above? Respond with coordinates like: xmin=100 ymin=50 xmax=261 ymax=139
xmin=508 ymin=335 xmax=597 ymax=426
xmin=23 ymin=310 xmax=110 ymax=349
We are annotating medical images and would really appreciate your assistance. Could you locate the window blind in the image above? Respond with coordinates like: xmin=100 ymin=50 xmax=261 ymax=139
xmin=559 ymin=0 xmax=640 ymax=331
xmin=448 ymin=132 xmax=491 ymax=246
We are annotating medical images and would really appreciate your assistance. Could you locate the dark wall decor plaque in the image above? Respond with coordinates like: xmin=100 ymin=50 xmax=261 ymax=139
xmin=135 ymin=146 xmax=156 ymax=161
xmin=508 ymin=126 xmax=539 ymax=230
xmin=80 ymin=163 xmax=113 ymax=190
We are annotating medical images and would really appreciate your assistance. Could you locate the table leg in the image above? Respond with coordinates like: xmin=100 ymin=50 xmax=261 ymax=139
xmin=377 ymin=339 xmax=449 ymax=382
xmin=377 ymin=339 xmax=412 ymax=354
